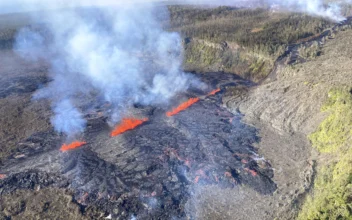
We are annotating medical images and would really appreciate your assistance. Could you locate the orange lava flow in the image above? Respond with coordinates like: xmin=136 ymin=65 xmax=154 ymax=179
xmin=0 ymin=174 xmax=7 ymax=179
xmin=244 ymin=168 xmax=258 ymax=177
xmin=166 ymin=97 xmax=200 ymax=117
xmin=208 ymin=88 xmax=221 ymax=96
xmin=60 ymin=141 xmax=87 ymax=152
xmin=111 ymin=118 xmax=148 ymax=137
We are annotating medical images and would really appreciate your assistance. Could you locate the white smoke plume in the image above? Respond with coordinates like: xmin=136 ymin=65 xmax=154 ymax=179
xmin=52 ymin=100 xmax=87 ymax=135
xmin=13 ymin=2 xmax=202 ymax=138
xmin=181 ymin=0 xmax=349 ymax=21
xmin=267 ymin=0 xmax=346 ymax=21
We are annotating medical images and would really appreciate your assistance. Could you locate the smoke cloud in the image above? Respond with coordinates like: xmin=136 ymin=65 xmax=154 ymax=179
xmin=268 ymin=0 xmax=347 ymax=21
xmin=181 ymin=0 xmax=349 ymax=21
xmin=14 ymin=2 xmax=202 ymax=137
xmin=52 ymin=100 xmax=86 ymax=135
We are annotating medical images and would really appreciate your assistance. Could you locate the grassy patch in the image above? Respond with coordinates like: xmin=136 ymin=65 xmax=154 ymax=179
xmin=299 ymin=88 xmax=352 ymax=220
xmin=298 ymin=149 xmax=352 ymax=219
xmin=309 ymin=88 xmax=352 ymax=153
xmin=298 ymin=41 xmax=322 ymax=60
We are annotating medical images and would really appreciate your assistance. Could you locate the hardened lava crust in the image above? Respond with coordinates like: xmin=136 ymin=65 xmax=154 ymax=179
xmin=0 ymin=57 xmax=275 ymax=219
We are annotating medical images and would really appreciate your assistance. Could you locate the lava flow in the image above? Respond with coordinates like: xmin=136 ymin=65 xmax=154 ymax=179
xmin=208 ymin=88 xmax=221 ymax=96
xmin=166 ymin=97 xmax=200 ymax=117
xmin=111 ymin=118 xmax=148 ymax=137
xmin=60 ymin=141 xmax=87 ymax=152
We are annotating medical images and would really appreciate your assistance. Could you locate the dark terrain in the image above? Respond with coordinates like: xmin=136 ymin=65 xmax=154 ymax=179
xmin=0 ymin=58 xmax=276 ymax=219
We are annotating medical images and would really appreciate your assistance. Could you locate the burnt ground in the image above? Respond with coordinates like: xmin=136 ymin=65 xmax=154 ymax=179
xmin=0 ymin=50 xmax=277 ymax=219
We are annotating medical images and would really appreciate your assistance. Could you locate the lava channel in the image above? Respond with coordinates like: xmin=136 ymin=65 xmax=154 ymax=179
xmin=111 ymin=118 xmax=148 ymax=137
xmin=60 ymin=141 xmax=87 ymax=152
xmin=208 ymin=88 xmax=221 ymax=96
xmin=166 ymin=97 xmax=200 ymax=117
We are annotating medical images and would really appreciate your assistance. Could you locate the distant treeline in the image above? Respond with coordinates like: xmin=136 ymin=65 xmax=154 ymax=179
xmin=169 ymin=6 xmax=334 ymax=56
xmin=168 ymin=6 xmax=335 ymax=80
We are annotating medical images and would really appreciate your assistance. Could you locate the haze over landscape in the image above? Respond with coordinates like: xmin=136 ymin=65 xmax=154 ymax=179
xmin=0 ymin=0 xmax=351 ymax=219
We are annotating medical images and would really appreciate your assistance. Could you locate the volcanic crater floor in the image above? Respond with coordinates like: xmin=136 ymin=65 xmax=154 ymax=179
xmin=0 ymin=63 xmax=278 ymax=219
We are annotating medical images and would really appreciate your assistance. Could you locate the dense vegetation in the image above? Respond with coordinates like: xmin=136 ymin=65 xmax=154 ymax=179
xmin=309 ymin=88 xmax=352 ymax=153
xmin=168 ymin=6 xmax=335 ymax=81
xmin=170 ymin=6 xmax=332 ymax=55
xmin=299 ymin=88 xmax=352 ymax=219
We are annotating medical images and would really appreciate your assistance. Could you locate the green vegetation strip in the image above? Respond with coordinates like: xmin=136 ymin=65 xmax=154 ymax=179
xmin=299 ymin=88 xmax=352 ymax=220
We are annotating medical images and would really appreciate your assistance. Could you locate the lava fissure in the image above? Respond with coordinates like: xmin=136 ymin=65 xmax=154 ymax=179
xmin=111 ymin=118 xmax=148 ymax=137
xmin=60 ymin=141 xmax=87 ymax=152
xmin=166 ymin=97 xmax=200 ymax=117
xmin=208 ymin=88 xmax=221 ymax=96
xmin=0 ymin=73 xmax=277 ymax=219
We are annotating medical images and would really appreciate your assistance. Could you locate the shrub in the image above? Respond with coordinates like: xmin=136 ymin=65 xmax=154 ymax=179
xmin=299 ymin=88 xmax=352 ymax=220
xmin=309 ymin=88 xmax=352 ymax=153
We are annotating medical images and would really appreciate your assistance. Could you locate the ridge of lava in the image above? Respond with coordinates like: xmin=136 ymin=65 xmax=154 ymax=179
xmin=208 ymin=88 xmax=221 ymax=96
xmin=111 ymin=118 xmax=148 ymax=137
xmin=60 ymin=141 xmax=87 ymax=152
xmin=166 ymin=97 xmax=200 ymax=117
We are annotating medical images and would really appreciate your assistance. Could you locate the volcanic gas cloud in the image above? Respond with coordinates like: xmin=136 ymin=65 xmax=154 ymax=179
xmin=60 ymin=141 xmax=87 ymax=152
xmin=111 ymin=118 xmax=148 ymax=137
xmin=166 ymin=98 xmax=200 ymax=117
xmin=13 ymin=3 xmax=200 ymax=140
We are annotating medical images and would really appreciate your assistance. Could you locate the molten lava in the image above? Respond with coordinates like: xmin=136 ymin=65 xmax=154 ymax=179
xmin=60 ymin=141 xmax=87 ymax=152
xmin=166 ymin=98 xmax=200 ymax=117
xmin=244 ymin=168 xmax=258 ymax=177
xmin=111 ymin=118 xmax=148 ymax=137
xmin=0 ymin=174 xmax=7 ymax=179
xmin=208 ymin=88 xmax=221 ymax=96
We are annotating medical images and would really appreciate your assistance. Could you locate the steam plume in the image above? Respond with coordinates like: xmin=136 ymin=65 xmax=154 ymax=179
xmin=14 ymin=2 xmax=201 ymax=137
xmin=268 ymin=0 xmax=347 ymax=21
xmin=181 ymin=0 xmax=349 ymax=21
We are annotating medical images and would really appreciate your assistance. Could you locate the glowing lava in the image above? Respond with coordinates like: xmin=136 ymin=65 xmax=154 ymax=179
xmin=0 ymin=174 xmax=7 ymax=179
xmin=166 ymin=98 xmax=200 ymax=117
xmin=111 ymin=118 xmax=148 ymax=137
xmin=244 ymin=168 xmax=258 ymax=177
xmin=60 ymin=141 xmax=87 ymax=152
xmin=208 ymin=88 xmax=221 ymax=96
